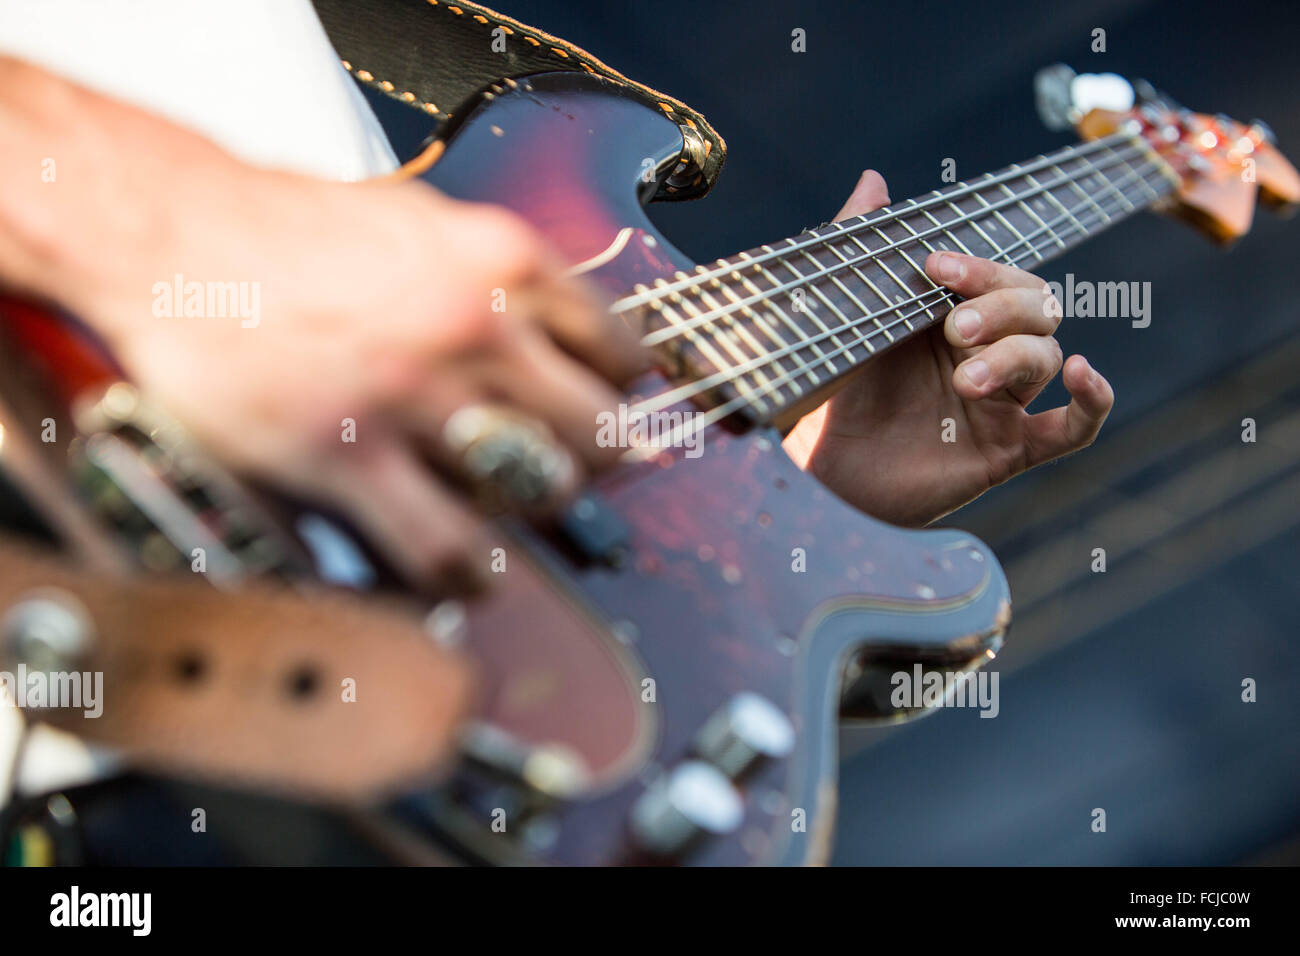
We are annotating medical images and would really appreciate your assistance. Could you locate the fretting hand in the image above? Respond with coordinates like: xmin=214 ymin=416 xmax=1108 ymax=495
xmin=784 ymin=170 xmax=1115 ymax=526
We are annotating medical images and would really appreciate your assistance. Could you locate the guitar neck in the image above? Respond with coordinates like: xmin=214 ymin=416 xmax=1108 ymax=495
xmin=625 ymin=129 xmax=1179 ymax=426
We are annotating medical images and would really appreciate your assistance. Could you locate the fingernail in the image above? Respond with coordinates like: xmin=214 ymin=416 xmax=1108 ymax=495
xmin=963 ymin=359 xmax=989 ymax=387
xmin=953 ymin=308 xmax=982 ymax=341
xmin=938 ymin=253 xmax=965 ymax=283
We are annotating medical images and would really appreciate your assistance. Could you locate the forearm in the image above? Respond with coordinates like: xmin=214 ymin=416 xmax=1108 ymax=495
xmin=0 ymin=56 xmax=244 ymax=351
xmin=0 ymin=59 xmax=80 ymax=308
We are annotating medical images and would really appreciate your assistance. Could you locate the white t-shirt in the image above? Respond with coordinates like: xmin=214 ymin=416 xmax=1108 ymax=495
xmin=0 ymin=0 xmax=398 ymax=180
xmin=0 ymin=0 xmax=398 ymax=804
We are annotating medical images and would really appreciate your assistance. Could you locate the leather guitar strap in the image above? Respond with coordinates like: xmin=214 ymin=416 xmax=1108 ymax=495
xmin=0 ymin=0 xmax=701 ymax=812
xmin=310 ymin=0 xmax=726 ymax=199
xmin=0 ymin=537 xmax=474 ymax=804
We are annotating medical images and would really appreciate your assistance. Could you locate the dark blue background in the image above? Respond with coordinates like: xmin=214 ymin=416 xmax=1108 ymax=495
xmin=500 ymin=0 xmax=1300 ymax=864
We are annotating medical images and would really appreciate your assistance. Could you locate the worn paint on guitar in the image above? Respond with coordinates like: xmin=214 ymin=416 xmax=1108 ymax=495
xmin=420 ymin=73 xmax=1009 ymax=865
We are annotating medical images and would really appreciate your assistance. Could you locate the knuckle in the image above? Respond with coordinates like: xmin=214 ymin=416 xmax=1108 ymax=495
xmin=477 ymin=208 xmax=543 ymax=274
xmin=968 ymin=255 xmax=996 ymax=286
xmin=990 ymin=287 xmax=1023 ymax=315
xmin=467 ymin=306 xmax=510 ymax=345
xmin=1036 ymin=287 xmax=1063 ymax=325
xmin=444 ymin=303 xmax=511 ymax=355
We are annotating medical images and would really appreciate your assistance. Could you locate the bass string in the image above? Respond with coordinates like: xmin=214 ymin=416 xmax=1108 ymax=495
xmin=637 ymin=139 xmax=1156 ymax=350
xmin=614 ymin=129 xmax=1139 ymax=317
xmin=630 ymin=152 xmax=1166 ymax=420
xmin=620 ymin=160 xmax=1162 ymax=459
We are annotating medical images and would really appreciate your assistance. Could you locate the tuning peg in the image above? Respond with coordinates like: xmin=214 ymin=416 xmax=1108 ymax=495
xmin=1033 ymin=63 xmax=1077 ymax=130
xmin=1134 ymin=78 xmax=1160 ymax=104
xmin=629 ymin=761 xmax=744 ymax=858
xmin=1071 ymin=72 xmax=1135 ymax=114
xmin=1033 ymin=64 xmax=1137 ymax=133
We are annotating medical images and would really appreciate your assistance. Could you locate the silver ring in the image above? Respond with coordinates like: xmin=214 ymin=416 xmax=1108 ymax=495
xmin=442 ymin=405 xmax=574 ymax=509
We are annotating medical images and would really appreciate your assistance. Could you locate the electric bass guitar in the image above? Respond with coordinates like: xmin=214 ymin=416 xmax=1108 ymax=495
xmin=0 ymin=65 xmax=1295 ymax=865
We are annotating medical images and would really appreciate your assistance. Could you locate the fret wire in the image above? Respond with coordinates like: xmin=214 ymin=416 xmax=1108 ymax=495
xmin=807 ymin=224 xmax=932 ymax=361
xmin=1083 ymin=153 xmax=1138 ymax=215
xmin=778 ymin=241 xmax=873 ymax=369
xmin=647 ymin=278 xmax=761 ymax=411
xmin=637 ymin=152 xmax=1161 ymax=411
xmin=633 ymin=157 xmax=1159 ymax=416
xmin=969 ymin=176 xmax=1032 ymax=260
xmin=644 ymin=178 xmax=1141 ymax=430
xmin=820 ymin=225 xmax=899 ymax=344
xmin=832 ymin=227 xmax=909 ymax=339
xmin=647 ymin=277 xmax=759 ymax=395
xmin=898 ymin=201 xmax=942 ymax=255
xmin=671 ymin=270 xmax=784 ymax=411
xmin=945 ymin=197 xmax=1002 ymax=258
xmin=696 ymin=264 xmax=804 ymax=394
xmin=918 ymin=196 xmax=980 ymax=256
xmin=635 ymin=278 xmax=706 ymax=362
xmin=1018 ymin=174 xmax=1064 ymax=236
xmin=615 ymin=131 xmax=1140 ymax=312
xmin=1029 ymin=169 xmax=1085 ymax=236
xmin=765 ymin=241 xmax=853 ymax=372
xmin=639 ymin=142 xmax=1152 ymax=346
xmin=888 ymin=209 xmax=949 ymax=310
xmin=734 ymin=251 xmax=825 ymax=390
xmin=791 ymin=242 xmax=881 ymax=358
xmin=726 ymin=170 xmax=1153 ymax=411
xmin=865 ymin=225 xmax=927 ymax=332
xmin=990 ymin=180 xmax=1045 ymax=259
xmin=634 ymin=190 xmax=1126 ymax=451
xmin=1056 ymin=158 xmax=1115 ymax=225
xmin=1003 ymin=167 xmax=1064 ymax=250
xmin=1104 ymin=143 xmax=1162 ymax=204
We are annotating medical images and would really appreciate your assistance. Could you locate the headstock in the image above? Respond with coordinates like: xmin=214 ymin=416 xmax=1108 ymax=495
xmin=1035 ymin=64 xmax=1300 ymax=242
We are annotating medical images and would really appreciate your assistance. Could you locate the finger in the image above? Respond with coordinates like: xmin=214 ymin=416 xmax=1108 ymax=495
xmin=925 ymin=250 xmax=1048 ymax=297
xmin=834 ymin=169 xmax=891 ymax=221
xmin=525 ymin=273 xmax=648 ymax=386
xmin=487 ymin=329 xmax=627 ymax=472
xmin=943 ymin=286 xmax=1061 ymax=349
xmin=1023 ymin=354 xmax=1115 ymax=467
xmin=953 ymin=333 xmax=1063 ymax=405
xmin=325 ymin=440 xmax=493 ymax=596
xmin=397 ymin=365 xmax=586 ymax=513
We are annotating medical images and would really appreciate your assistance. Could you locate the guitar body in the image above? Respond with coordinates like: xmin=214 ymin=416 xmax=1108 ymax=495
xmin=410 ymin=73 xmax=1010 ymax=865
xmin=0 ymin=71 xmax=1017 ymax=867
xmin=2 ymin=57 xmax=1291 ymax=865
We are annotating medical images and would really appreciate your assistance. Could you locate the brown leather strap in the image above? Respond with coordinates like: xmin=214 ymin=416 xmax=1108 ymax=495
xmin=0 ymin=538 xmax=474 ymax=804
xmin=311 ymin=0 xmax=726 ymax=200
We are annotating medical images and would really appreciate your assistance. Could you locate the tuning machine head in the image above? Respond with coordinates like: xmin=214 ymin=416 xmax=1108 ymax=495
xmin=1034 ymin=64 xmax=1136 ymax=131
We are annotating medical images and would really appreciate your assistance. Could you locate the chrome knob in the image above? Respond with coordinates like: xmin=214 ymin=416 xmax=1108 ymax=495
xmin=629 ymin=761 xmax=743 ymax=857
xmin=1 ymin=589 xmax=95 ymax=679
xmin=1033 ymin=63 xmax=1077 ymax=131
xmin=694 ymin=692 xmax=795 ymax=778
xmin=459 ymin=722 xmax=589 ymax=800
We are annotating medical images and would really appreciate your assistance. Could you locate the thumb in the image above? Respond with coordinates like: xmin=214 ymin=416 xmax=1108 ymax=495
xmin=834 ymin=169 xmax=890 ymax=221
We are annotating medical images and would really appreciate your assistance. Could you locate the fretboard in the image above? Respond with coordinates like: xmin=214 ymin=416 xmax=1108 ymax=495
xmin=624 ymin=130 xmax=1178 ymax=425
